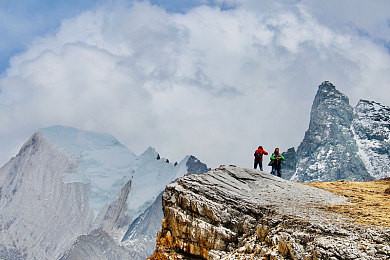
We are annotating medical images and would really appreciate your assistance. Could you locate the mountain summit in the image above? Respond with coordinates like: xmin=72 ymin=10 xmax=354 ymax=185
xmin=289 ymin=81 xmax=389 ymax=182
xmin=292 ymin=81 xmax=372 ymax=182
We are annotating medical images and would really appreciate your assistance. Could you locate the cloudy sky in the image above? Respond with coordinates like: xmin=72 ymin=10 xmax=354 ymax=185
xmin=0 ymin=0 xmax=389 ymax=168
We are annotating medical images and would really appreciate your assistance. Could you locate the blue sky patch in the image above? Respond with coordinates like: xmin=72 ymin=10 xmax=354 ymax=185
xmin=0 ymin=0 xmax=106 ymax=74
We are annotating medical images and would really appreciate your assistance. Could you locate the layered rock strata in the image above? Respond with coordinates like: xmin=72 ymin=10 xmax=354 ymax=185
xmin=151 ymin=166 xmax=390 ymax=259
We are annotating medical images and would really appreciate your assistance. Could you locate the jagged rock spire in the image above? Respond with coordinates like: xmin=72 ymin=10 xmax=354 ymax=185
xmin=292 ymin=81 xmax=372 ymax=182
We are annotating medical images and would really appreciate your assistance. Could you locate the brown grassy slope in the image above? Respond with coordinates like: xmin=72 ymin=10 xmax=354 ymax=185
xmin=306 ymin=179 xmax=390 ymax=227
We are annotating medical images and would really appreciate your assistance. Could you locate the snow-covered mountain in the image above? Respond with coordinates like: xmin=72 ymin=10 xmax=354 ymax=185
xmin=64 ymin=155 xmax=209 ymax=260
xmin=0 ymin=126 xmax=209 ymax=259
xmin=289 ymin=81 xmax=389 ymax=182
xmin=120 ymin=156 xmax=211 ymax=259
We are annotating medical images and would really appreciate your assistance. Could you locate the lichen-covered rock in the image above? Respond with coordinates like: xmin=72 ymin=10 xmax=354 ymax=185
xmin=151 ymin=165 xmax=390 ymax=259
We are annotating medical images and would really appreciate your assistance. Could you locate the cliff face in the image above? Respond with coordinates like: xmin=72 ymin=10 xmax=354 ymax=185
xmin=151 ymin=166 xmax=390 ymax=259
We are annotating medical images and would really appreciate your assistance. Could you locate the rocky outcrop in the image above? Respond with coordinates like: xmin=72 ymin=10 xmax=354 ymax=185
xmin=151 ymin=166 xmax=390 ymax=259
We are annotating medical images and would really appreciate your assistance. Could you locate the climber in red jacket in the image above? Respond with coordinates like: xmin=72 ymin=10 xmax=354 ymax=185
xmin=254 ymin=146 xmax=268 ymax=171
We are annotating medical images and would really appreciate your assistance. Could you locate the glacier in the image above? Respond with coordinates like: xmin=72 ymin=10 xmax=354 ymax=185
xmin=126 ymin=147 xmax=191 ymax=219
xmin=39 ymin=125 xmax=194 ymax=221
xmin=40 ymin=125 xmax=137 ymax=218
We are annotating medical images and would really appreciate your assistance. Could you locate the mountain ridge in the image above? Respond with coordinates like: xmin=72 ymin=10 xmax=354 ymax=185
xmin=0 ymin=125 xmax=210 ymax=259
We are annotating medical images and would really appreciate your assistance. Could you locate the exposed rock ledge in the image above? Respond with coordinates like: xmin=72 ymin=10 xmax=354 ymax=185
xmin=150 ymin=166 xmax=390 ymax=259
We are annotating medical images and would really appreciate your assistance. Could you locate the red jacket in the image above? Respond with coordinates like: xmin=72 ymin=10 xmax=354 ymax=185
xmin=254 ymin=147 xmax=268 ymax=161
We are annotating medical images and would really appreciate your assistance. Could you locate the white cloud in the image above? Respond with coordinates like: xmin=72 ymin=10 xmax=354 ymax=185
xmin=0 ymin=1 xmax=389 ymax=168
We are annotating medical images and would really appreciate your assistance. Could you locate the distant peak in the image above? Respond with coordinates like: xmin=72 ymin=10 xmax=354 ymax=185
xmin=318 ymin=81 xmax=336 ymax=91
xmin=320 ymin=80 xmax=333 ymax=85
xmin=38 ymin=125 xmax=131 ymax=156
xmin=144 ymin=146 xmax=156 ymax=152
xmin=185 ymin=155 xmax=210 ymax=175
xmin=313 ymin=81 xmax=349 ymax=106
xmin=188 ymin=155 xmax=198 ymax=162
xmin=141 ymin=146 xmax=159 ymax=158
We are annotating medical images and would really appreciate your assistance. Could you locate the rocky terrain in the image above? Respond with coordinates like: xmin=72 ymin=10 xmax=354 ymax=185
xmin=151 ymin=165 xmax=390 ymax=259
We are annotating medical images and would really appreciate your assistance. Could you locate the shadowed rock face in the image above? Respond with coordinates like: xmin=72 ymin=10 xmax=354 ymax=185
xmin=186 ymin=155 xmax=210 ymax=175
xmin=151 ymin=166 xmax=390 ymax=259
xmin=281 ymin=147 xmax=296 ymax=180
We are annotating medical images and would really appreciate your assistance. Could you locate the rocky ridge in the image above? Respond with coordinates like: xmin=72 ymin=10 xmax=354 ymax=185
xmin=151 ymin=165 xmax=390 ymax=259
